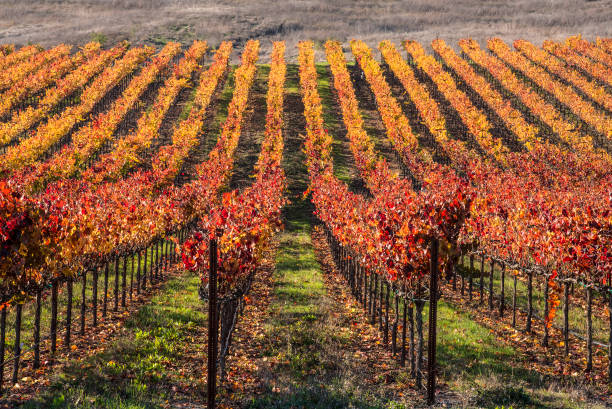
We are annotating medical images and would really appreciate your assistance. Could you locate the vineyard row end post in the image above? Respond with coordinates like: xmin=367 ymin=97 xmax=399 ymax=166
xmin=427 ymin=237 xmax=439 ymax=406
xmin=208 ymin=233 xmax=220 ymax=409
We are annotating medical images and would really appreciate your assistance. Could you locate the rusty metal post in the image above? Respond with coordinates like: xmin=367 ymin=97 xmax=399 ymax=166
xmin=207 ymin=234 xmax=219 ymax=409
xmin=427 ymin=238 xmax=439 ymax=406
xmin=0 ymin=308 xmax=6 ymax=394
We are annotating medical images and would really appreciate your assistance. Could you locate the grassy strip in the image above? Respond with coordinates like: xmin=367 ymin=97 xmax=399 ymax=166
xmin=202 ymin=65 xmax=235 ymax=156
xmin=456 ymin=257 xmax=609 ymax=344
xmin=431 ymin=301 xmax=601 ymax=408
xmin=20 ymin=272 xmax=207 ymax=408
xmin=3 ymin=238 xmax=175 ymax=361
xmin=315 ymin=63 xmax=353 ymax=185
xmin=246 ymin=61 xmax=370 ymax=408
xmin=229 ymin=64 xmax=270 ymax=189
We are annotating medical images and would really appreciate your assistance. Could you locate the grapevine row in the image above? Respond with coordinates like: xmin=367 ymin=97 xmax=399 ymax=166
xmin=182 ymin=40 xmax=287 ymax=293
xmin=0 ymin=44 xmax=13 ymax=56
xmin=0 ymin=45 xmax=39 ymax=71
xmin=0 ymin=43 xmax=99 ymax=118
xmin=0 ymin=42 xmax=128 ymax=148
xmin=543 ymin=40 xmax=612 ymax=89
xmin=595 ymin=37 xmax=612 ymax=55
xmin=0 ymin=44 xmax=70 ymax=92
xmin=82 ymin=41 xmax=207 ymax=184
xmin=459 ymin=39 xmax=603 ymax=156
xmin=405 ymin=40 xmax=509 ymax=163
xmin=514 ymin=39 xmax=612 ymax=113
xmin=488 ymin=38 xmax=612 ymax=142
xmin=19 ymin=42 xmax=183 ymax=191
xmin=0 ymin=46 xmax=152 ymax=173
xmin=566 ymin=35 xmax=612 ymax=68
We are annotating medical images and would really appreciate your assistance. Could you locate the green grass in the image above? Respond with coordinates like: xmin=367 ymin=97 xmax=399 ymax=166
xmin=89 ymin=32 xmax=108 ymax=45
xmin=229 ymin=64 xmax=270 ymax=188
xmin=433 ymin=301 xmax=559 ymax=408
xmin=456 ymin=256 xmax=609 ymax=345
xmin=19 ymin=272 xmax=207 ymax=409
xmin=147 ymin=35 xmax=173 ymax=47
xmin=3 ymin=238 xmax=175 ymax=363
xmin=247 ymin=62 xmax=391 ymax=408
xmin=315 ymin=63 xmax=354 ymax=184
xmin=214 ymin=65 xmax=235 ymax=126
xmin=436 ymin=301 xmax=518 ymax=380
xmin=247 ymin=194 xmax=393 ymax=408
xmin=178 ymin=86 xmax=198 ymax=122
xmin=201 ymin=64 xmax=235 ymax=156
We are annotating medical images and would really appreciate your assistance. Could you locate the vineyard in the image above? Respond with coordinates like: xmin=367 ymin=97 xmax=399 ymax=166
xmin=0 ymin=35 xmax=610 ymax=408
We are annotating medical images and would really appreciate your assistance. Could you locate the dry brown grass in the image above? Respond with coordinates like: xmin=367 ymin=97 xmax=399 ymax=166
xmin=0 ymin=0 xmax=610 ymax=61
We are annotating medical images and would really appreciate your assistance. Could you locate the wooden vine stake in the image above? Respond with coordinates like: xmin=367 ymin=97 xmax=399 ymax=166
xmin=608 ymin=288 xmax=612 ymax=383
xmin=451 ymin=257 xmax=457 ymax=292
xmin=512 ymin=274 xmax=517 ymax=328
xmin=427 ymin=237 xmax=439 ymax=406
xmin=365 ymin=264 xmax=370 ymax=311
xmin=408 ymin=301 xmax=415 ymax=377
xmin=543 ymin=275 xmax=549 ymax=347
xmin=166 ymin=239 xmax=171 ymax=271
xmin=143 ymin=246 xmax=148 ymax=290
xmin=564 ymin=281 xmax=570 ymax=356
xmin=65 ymin=279 xmax=73 ymax=349
xmin=155 ymin=240 xmax=160 ymax=280
xmin=392 ymin=292 xmax=399 ymax=355
xmin=479 ymin=254 xmax=484 ymax=304
xmin=363 ymin=268 xmax=368 ymax=309
xmin=361 ymin=266 xmax=365 ymax=304
xmin=114 ymin=256 xmax=120 ymax=312
xmin=92 ymin=269 xmax=98 ymax=327
xmin=81 ymin=271 xmax=87 ymax=335
xmin=372 ymin=275 xmax=378 ymax=325
xmin=11 ymin=304 xmax=22 ymax=385
xmin=136 ymin=251 xmax=141 ymax=295
xmin=461 ymin=264 xmax=465 ymax=297
xmin=379 ymin=276 xmax=384 ymax=331
xmin=360 ymin=266 xmax=365 ymax=305
xmin=488 ymin=260 xmax=494 ymax=311
xmin=384 ymin=283 xmax=389 ymax=344
xmin=51 ymin=280 xmax=58 ymax=355
xmin=586 ymin=286 xmax=593 ymax=372
xmin=370 ymin=274 xmax=375 ymax=317
xmin=415 ymin=298 xmax=424 ymax=389
xmin=469 ymin=255 xmax=474 ymax=300
xmin=500 ymin=263 xmax=505 ymax=318
xmin=103 ymin=262 xmax=109 ymax=317
xmin=129 ymin=252 xmax=134 ymax=302
xmin=122 ymin=257 xmax=127 ymax=309
xmin=33 ymin=290 xmax=41 ymax=369
xmin=401 ymin=296 xmax=407 ymax=367
xmin=526 ymin=270 xmax=533 ymax=333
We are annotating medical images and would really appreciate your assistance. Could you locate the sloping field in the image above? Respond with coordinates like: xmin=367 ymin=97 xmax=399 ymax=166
xmin=0 ymin=0 xmax=611 ymax=58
